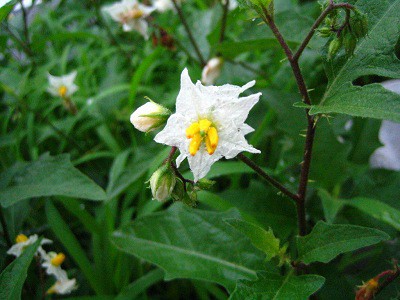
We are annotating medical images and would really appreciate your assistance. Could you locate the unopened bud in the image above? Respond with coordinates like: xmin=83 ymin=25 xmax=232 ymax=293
xmin=350 ymin=10 xmax=368 ymax=39
xmin=343 ymin=32 xmax=357 ymax=56
xmin=317 ymin=27 xmax=332 ymax=38
xmin=328 ymin=37 xmax=342 ymax=60
xmin=197 ymin=178 xmax=215 ymax=190
xmin=149 ymin=166 xmax=176 ymax=202
xmin=201 ymin=57 xmax=224 ymax=86
xmin=130 ymin=101 xmax=171 ymax=133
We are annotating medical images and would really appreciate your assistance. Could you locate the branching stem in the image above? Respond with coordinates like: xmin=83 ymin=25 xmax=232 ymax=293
xmin=171 ymin=0 xmax=206 ymax=66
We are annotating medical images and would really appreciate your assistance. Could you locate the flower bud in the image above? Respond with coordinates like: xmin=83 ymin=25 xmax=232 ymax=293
xmin=149 ymin=166 xmax=176 ymax=202
xmin=328 ymin=37 xmax=342 ymax=60
xmin=130 ymin=101 xmax=171 ymax=133
xmin=201 ymin=57 xmax=224 ymax=86
xmin=343 ymin=32 xmax=357 ymax=57
xmin=197 ymin=178 xmax=215 ymax=190
xmin=317 ymin=27 xmax=332 ymax=38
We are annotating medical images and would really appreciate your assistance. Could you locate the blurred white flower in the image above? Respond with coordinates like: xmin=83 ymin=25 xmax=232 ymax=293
xmin=370 ymin=80 xmax=400 ymax=171
xmin=7 ymin=234 xmax=52 ymax=258
xmin=47 ymin=71 xmax=78 ymax=99
xmin=103 ymin=0 xmax=155 ymax=39
xmin=42 ymin=252 xmax=68 ymax=281
xmin=130 ymin=101 xmax=171 ymax=132
xmin=154 ymin=68 xmax=261 ymax=181
xmin=222 ymin=0 xmax=238 ymax=10
xmin=13 ymin=0 xmax=42 ymax=12
xmin=47 ymin=278 xmax=77 ymax=295
xmin=201 ymin=57 xmax=224 ymax=86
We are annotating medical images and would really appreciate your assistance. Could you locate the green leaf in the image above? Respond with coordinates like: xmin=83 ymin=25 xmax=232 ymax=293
xmin=0 ymin=0 xmax=16 ymax=23
xmin=318 ymin=189 xmax=344 ymax=224
xmin=224 ymin=219 xmax=280 ymax=261
xmin=0 ymin=239 xmax=40 ymax=300
xmin=344 ymin=198 xmax=400 ymax=231
xmin=310 ymin=0 xmax=400 ymax=121
xmin=0 ymin=154 xmax=107 ymax=207
xmin=45 ymin=201 xmax=105 ymax=295
xmin=111 ymin=203 xmax=265 ymax=291
xmin=229 ymin=271 xmax=325 ymax=300
xmin=297 ymin=221 xmax=390 ymax=264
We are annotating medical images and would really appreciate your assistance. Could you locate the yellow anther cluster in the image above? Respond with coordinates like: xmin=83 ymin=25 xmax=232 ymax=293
xmin=51 ymin=253 xmax=66 ymax=267
xmin=130 ymin=9 xmax=144 ymax=18
xmin=186 ymin=119 xmax=218 ymax=156
xmin=16 ymin=234 xmax=28 ymax=244
xmin=58 ymin=86 xmax=67 ymax=98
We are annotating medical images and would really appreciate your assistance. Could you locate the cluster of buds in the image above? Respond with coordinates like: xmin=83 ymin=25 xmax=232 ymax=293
xmin=7 ymin=233 xmax=77 ymax=295
xmin=317 ymin=4 xmax=368 ymax=59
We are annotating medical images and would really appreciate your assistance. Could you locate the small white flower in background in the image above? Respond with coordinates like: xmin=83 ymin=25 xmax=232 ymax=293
xmin=222 ymin=0 xmax=238 ymax=10
xmin=130 ymin=100 xmax=171 ymax=132
xmin=47 ymin=278 xmax=77 ymax=295
xmin=42 ymin=252 xmax=68 ymax=281
xmin=201 ymin=57 xmax=224 ymax=86
xmin=47 ymin=71 xmax=78 ymax=99
xmin=13 ymin=0 xmax=42 ymax=12
xmin=7 ymin=234 xmax=52 ymax=258
xmin=153 ymin=0 xmax=173 ymax=12
xmin=103 ymin=0 xmax=155 ymax=39
xmin=370 ymin=80 xmax=400 ymax=171
xmin=154 ymin=68 xmax=261 ymax=181
xmin=149 ymin=165 xmax=176 ymax=201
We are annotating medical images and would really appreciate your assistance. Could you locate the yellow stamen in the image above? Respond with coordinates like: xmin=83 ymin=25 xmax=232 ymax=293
xmin=189 ymin=133 xmax=202 ymax=156
xmin=186 ymin=122 xmax=200 ymax=138
xmin=58 ymin=86 xmax=67 ymax=98
xmin=207 ymin=127 xmax=218 ymax=148
xmin=131 ymin=9 xmax=144 ymax=18
xmin=199 ymin=119 xmax=212 ymax=132
xmin=16 ymin=234 xmax=28 ymax=243
xmin=186 ymin=118 xmax=218 ymax=156
xmin=51 ymin=253 xmax=66 ymax=267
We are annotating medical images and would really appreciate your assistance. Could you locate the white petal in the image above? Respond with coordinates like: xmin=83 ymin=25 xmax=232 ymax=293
xmin=187 ymin=149 xmax=222 ymax=181
xmin=133 ymin=19 xmax=149 ymax=39
xmin=240 ymin=123 xmax=255 ymax=135
xmin=176 ymin=152 xmax=187 ymax=167
xmin=63 ymin=71 xmax=77 ymax=86
xmin=154 ymin=114 xmax=188 ymax=148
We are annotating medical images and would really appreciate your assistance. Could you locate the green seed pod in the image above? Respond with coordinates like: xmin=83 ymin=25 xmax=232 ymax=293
xmin=317 ymin=27 xmax=332 ymax=38
xmin=343 ymin=32 xmax=357 ymax=56
xmin=350 ymin=11 xmax=368 ymax=38
xmin=328 ymin=37 xmax=342 ymax=60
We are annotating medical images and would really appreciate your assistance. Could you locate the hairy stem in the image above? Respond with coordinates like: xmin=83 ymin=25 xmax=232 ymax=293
xmin=237 ymin=154 xmax=299 ymax=202
xmin=171 ymin=0 xmax=206 ymax=66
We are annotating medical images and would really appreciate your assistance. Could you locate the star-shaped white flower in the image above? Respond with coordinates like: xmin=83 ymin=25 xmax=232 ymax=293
xmin=154 ymin=68 xmax=261 ymax=181
xmin=42 ymin=252 xmax=68 ymax=281
xmin=47 ymin=278 xmax=77 ymax=295
xmin=103 ymin=0 xmax=155 ymax=39
xmin=7 ymin=234 xmax=52 ymax=258
xmin=47 ymin=71 xmax=78 ymax=98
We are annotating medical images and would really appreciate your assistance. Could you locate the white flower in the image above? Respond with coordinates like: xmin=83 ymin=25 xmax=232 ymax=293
xmin=42 ymin=252 xmax=68 ymax=281
xmin=201 ymin=57 xmax=224 ymax=86
xmin=13 ymin=0 xmax=42 ymax=12
xmin=103 ymin=0 xmax=155 ymax=39
xmin=370 ymin=80 xmax=400 ymax=171
xmin=47 ymin=71 xmax=78 ymax=98
xmin=222 ymin=0 xmax=238 ymax=10
xmin=154 ymin=68 xmax=261 ymax=181
xmin=153 ymin=0 xmax=173 ymax=12
xmin=47 ymin=278 xmax=77 ymax=295
xmin=7 ymin=234 xmax=52 ymax=258
xmin=130 ymin=101 xmax=171 ymax=132
xmin=149 ymin=165 xmax=176 ymax=201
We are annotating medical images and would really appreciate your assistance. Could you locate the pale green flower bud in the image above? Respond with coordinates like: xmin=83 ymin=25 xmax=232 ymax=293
xmin=328 ymin=37 xmax=342 ymax=60
xmin=130 ymin=101 xmax=171 ymax=133
xmin=149 ymin=166 xmax=176 ymax=202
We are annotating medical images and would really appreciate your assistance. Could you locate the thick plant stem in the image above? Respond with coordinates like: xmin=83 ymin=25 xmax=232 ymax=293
xmin=171 ymin=0 xmax=206 ymax=66
xmin=237 ymin=154 xmax=299 ymax=202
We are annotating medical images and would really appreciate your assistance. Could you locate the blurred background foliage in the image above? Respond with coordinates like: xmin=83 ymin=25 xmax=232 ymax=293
xmin=0 ymin=0 xmax=399 ymax=299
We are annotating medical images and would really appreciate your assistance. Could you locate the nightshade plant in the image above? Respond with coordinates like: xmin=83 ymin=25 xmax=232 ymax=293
xmin=0 ymin=0 xmax=399 ymax=299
